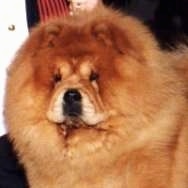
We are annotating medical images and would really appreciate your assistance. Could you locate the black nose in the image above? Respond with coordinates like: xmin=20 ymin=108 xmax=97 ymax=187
xmin=64 ymin=89 xmax=81 ymax=103
xmin=63 ymin=89 xmax=82 ymax=116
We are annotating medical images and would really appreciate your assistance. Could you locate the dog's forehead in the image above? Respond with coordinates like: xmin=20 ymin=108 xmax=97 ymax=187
xmin=55 ymin=58 xmax=95 ymax=76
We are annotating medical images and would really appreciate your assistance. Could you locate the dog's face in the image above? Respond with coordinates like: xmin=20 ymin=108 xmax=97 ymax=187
xmin=46 ymin=58 xmax=108 ymax=129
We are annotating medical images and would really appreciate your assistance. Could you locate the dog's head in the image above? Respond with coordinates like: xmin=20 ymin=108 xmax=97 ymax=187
xmin=6 ymin=7 xmax=160 ymax=137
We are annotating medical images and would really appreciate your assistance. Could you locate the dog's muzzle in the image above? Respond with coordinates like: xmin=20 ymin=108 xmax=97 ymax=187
xmin=47 ymin=86 xmax=109 ymax=127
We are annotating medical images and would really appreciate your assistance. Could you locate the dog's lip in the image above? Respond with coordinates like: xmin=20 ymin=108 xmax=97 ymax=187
xmin=57 ymin=123 xmax=78 ymax=137
xmin=56 ymin=117 xmax=91 ymax=137
xmin=54 ymin=110 xmax=116 ymax=137
xmin=57 ymin=121 xmax=107 ymax=138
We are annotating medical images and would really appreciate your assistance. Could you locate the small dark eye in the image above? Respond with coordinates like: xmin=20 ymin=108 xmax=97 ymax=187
xmin=53 ymin=73 xmax=62 ymax=83
xmin=89 ymin=71 xmax=99 ymax=82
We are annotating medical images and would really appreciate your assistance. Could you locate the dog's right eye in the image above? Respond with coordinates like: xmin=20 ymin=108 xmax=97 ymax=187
xmin=89 ymin=71 xmax=99 ymax=82
xmin=53 ymin=73 xmax=62 ymax=83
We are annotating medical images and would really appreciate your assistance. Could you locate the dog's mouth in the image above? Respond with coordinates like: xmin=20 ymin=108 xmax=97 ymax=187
xmin=57 ymin=116 xmax=90 ymax=137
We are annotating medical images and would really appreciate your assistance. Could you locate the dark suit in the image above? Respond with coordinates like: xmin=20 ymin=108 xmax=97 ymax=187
xmin=0 ymin=135 xmax=28 ymax=188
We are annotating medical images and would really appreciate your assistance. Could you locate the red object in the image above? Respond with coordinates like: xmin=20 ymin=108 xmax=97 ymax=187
xmin=37 ymin=0 xmax=69 ymax=22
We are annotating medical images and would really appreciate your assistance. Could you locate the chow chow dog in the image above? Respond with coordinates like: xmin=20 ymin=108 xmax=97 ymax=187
xmin=4 ymin=5 xmax=188 ymax=188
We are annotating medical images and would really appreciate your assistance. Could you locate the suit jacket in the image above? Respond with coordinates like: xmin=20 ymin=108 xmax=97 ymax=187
xmin=0 ymin=135 xmax=28 ymax=188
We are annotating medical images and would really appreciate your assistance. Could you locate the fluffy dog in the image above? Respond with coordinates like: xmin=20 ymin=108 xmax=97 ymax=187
xmin=4 ymin=5 xmax=188 ymax=188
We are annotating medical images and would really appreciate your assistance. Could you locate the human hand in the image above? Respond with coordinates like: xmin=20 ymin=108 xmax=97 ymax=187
xmin=68 ymin=0 xmax=101 ymax=15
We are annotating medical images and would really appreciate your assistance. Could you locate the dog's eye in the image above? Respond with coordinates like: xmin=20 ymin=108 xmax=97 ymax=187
xmin=53 ymin=73 xmax=62 ymax=83
xmin=89 ymin=71 xmax=99 ymax=82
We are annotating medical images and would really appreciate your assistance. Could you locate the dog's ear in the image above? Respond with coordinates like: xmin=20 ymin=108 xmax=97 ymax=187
xmin=91 ymin=21 xmax=131 ymax=54
xmin=43 ymin=23 xmax=62 ymax=48
xmin=18 ymin=23 xmax=62 ymax=58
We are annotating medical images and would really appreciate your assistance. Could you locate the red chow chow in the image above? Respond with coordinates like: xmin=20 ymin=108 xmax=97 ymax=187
xmin=4 ymin=5 xmax=188 ymax=188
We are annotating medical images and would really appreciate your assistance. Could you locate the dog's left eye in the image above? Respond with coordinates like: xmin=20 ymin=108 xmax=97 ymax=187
xmin=53 ymin=73 xmax=62 ymax=83
xmin=89 ymin=71 xmax=99 ymax=82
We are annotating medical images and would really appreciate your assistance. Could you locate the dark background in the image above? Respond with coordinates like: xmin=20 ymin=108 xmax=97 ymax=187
xmin=103 ymin=0 xmax=188 ymax=49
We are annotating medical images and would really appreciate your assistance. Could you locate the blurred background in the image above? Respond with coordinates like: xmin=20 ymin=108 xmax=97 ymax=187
xmin=104 ymin=0 xmax=188 ymax=49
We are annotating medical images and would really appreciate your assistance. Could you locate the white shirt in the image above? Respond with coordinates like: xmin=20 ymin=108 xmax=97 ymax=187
xmin=0 ymin=0 xmax=29 ymax=136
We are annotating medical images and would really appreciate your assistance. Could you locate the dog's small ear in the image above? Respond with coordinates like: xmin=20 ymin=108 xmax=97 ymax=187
xmin=91 ymin=21 xmax=130 ymax=54
xmin=43 ymin=24 xmax=62 ymax=47
xmin=92 ymin=22 xmax=113 ymax=46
